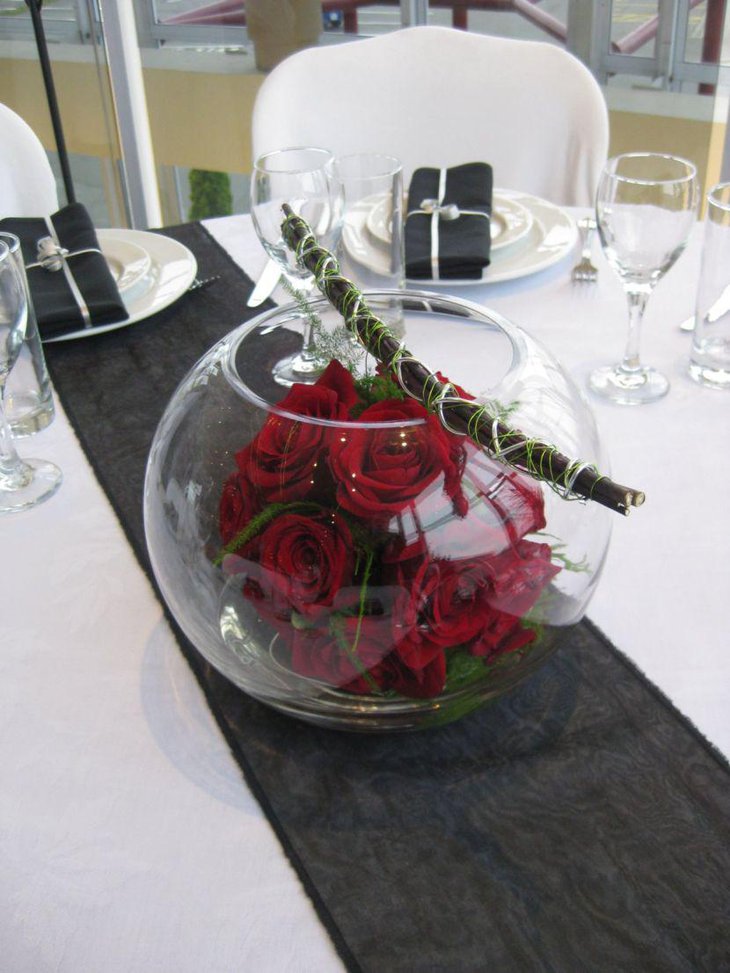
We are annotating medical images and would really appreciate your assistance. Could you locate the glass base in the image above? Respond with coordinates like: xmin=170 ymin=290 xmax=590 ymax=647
xmin=688 ymin=360 xmax=730 ymax=390
xmin=8 ymin=396 xmax=55 ymax=438
xmin=0 ymin=458 xmax=62 ymax=514
xmin=272 ymin=351 xmax=325 ymax=387
xmin=588 ymin=364 xmax=669 ymax=405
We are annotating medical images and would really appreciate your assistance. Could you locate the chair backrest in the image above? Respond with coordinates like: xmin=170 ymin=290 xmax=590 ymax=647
xmin=0 ymin=103 xmax=59 ymax=218
xmin=252 ymin=26 xmax=609 ymax=206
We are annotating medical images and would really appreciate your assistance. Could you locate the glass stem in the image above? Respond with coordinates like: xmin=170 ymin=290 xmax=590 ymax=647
xmin=283 ymin=277 xmax=319 ymax=362
xmin=621 ymin=285 xmax=651 ymax=374
xmin=301 ymin=318 xmax=317 ymax=361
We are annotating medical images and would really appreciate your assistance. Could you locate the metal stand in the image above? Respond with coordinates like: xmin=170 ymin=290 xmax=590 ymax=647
xmin=25 ymin=0 xmax=75 ymax=204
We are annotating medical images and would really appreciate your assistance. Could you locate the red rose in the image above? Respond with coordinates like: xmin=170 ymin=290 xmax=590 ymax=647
xmin=386 ymin=651 xmax=447 ymax=698
xmin=328 ymin=398 xmax=462 ymax=520
xmin=284 ymin=621 xmax=447 ymax=698
xmin=391 ymin=542 xmax=558 ymax=671
xmin=236 ymin=360 xmax=357 ymax=504
xmin=286 ymin=617 xmax=392 ymax=692
xmin=468 ymin=457 xmax=547 ymax=542
xmin=219 ymin=470 xmax=260 ymax=547
xmin=251 ymin=512 xmax=355 ymax=621
xmin=482 ymin=539 xmax=560 ymax=616
xmin=311 ymin=359 xmax=359 ymax=413
xmin=470 ymin=611 xmax=536 ymax=659
xmin=392 ymin=556 xmax=493 ymax=672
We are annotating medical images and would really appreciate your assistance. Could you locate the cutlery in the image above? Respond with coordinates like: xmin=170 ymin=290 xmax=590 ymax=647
xmin=679 ymin=281 xmax=730 ymax=332
xmin=247 ymin=259 xmax=281 ymax=307
xmin=571 ymin=217 xmax=598 ymax=283
xmin=188 ymin=274 xmax=221 ymax=293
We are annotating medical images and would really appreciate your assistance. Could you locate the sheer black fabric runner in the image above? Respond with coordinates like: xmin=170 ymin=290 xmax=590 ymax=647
xmin=44 ymin=222 xmax=730 ymax=973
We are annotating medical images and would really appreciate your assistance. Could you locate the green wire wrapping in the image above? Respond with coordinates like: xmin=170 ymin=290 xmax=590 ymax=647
xmin=281 ymin=205 xmax=644 ymax=516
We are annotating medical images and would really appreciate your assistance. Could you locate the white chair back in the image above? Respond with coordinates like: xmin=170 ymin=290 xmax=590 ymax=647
xmin=252 ymin=26 xmax=609 ymax=207
xmin=0 ymin=102 xmax=59 ymax=217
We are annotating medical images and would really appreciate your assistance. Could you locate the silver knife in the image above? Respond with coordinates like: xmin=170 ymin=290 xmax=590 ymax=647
xmin=679 ymin=282 xmax=730 ymax=332
xmin=247 ymin=259 xmax=281 ymax=307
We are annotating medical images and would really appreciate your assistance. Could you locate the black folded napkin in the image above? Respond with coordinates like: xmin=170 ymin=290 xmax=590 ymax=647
xmin=0 ymin=203 xmax=128 ymax=339
xmin=405 ymin=162 xmax=493 ymax=280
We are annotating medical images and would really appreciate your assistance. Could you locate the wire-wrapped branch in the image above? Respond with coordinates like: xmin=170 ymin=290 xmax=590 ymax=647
xmin=281 ymin=205 xmax=644 ymax=516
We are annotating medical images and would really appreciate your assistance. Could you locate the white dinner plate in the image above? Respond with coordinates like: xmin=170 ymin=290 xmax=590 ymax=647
xmin=103 ymin=237 xmax=151 ymax=294
xmin=408 ymin=190 xmax=578 ymax=286
xmin=45 ymin=229 xmax=198 ymax=342
xmin=365 ymin=191 xmax=533 ymax=254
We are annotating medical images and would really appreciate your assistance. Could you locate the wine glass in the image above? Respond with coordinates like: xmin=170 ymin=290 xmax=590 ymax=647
xmin=250 ymin=146 xmax=342 ymax=386
xmin=589 ymin=152 xmax=699 ymax=405
xmin=0 ymin=240 xmax=62 ymax=513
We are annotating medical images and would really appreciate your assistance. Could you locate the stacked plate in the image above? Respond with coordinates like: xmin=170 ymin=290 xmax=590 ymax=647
xmin=342 ymin=189 xmax=578 ymax=286
xmin=49 ymin=228 xmax=198 ymax=342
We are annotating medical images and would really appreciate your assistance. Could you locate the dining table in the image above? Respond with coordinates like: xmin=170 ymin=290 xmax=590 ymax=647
xmin=3 ymin=205 xmax=728 ymax=973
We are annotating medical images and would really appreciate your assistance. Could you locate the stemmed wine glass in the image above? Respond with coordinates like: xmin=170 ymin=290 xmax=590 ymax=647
xmin=0 ymin=240 xmax=62 ymax=513
xmin=250 ymin=146 xmax=342 ymax=386
xmin=589 ymin=152 xmax=699 ymax=405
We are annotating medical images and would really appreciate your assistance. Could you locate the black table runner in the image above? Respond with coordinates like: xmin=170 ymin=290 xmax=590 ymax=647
xmin=44 ymin=222 xmax=730 ymax=973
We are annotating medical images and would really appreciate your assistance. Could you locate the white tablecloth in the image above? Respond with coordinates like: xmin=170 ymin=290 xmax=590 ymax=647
xmin=3 ymin=212 xmax=728 ymax=972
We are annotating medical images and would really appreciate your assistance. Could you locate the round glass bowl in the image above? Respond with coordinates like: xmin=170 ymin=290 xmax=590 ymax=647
xmin=144 ymin=291 xmax=611 ymax=731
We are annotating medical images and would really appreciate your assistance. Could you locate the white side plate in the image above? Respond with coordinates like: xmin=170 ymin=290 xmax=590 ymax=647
xmin=365 ymin=191 xmax=533 ymax=254
xmin=407 ymin=191 xmax=578 ymax=285
xmin=45 ymin=228 xmax=198 ymax=342
xmin=104 ymin=237 xmax=151 ymax=294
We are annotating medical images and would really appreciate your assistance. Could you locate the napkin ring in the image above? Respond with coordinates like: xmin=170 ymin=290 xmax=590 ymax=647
xmin=25 ymin=228 xmax=104 ymax=330
xmin=416 ymin=199 xmax=461 ymax=221
xmin=26 ymin=236 xmax=102 ymax=272
xmin=407 ymin=199 xmax=491 ymax=280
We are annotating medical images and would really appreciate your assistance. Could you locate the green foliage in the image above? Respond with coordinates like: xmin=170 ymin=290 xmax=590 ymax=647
xmin=214 ymin=500 xmax=323 ymax=564
xmin=189 ymin=169 xmax=233 ymax=220
xmin=351 ymin=372 xmax=407 ymax=415
xmin=444 ymin=648 xmax=488 ymax=691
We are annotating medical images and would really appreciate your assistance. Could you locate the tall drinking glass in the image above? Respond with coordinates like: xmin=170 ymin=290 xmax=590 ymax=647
xmin=330 ymin=153 xmax=405 ymax=333
xmin=0 ymin=232 xmax=55 ymax=436
xmin=250 ymin=146 xmax=341 ymax=385
xmin=688 ymin=182 xmax=730 ymax=389
xmin=0 ymin=241 xmax=62 ymax=513
xmin=589 ymin=153 xmax=699 ymax=405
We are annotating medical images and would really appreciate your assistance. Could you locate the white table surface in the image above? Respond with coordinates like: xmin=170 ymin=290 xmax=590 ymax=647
xmin=3 ymin=210 xmax=728 ymax=972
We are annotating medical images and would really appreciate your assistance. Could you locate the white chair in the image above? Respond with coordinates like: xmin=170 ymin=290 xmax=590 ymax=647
xmin=0 ymin=102 xmax=59 ymax=217
xmin=251 ymin=26 xmax=609 ymax=206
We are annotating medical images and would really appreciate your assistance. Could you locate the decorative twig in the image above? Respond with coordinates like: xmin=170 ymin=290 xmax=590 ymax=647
xmin=281 ymin=205 xmax=644 ymax=516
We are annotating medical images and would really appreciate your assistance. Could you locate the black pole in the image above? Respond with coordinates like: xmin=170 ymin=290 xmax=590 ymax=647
xmin=25 ymin=0 xmax=76 ymax=204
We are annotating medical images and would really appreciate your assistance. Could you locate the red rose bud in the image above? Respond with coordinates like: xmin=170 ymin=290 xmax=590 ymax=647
xmin=328 ymin=398 xmax=463 ymax=520
xmin=470 ymin=612 xmax=536 ymax=659
xmin=483 ymin=540 xmax=561 ymax=616
xmin=235 ymin=360 xmax=358 ymax=505
xmin=218 ymin=470 xmax=260 ymax=547
xmin=255 ymin=512 xmax=355 ymax=620
xmin=468 ymin=456 xmax=548 ymax=541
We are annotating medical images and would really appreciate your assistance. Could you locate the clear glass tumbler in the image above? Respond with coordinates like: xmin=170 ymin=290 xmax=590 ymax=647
xmin=689 ymin=182 xmax=730 ymax=390
xmin=0 ymin=232 xmax=54 ymax=436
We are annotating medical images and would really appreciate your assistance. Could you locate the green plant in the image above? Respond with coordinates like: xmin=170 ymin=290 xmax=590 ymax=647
xmin=188 ymin=169 xmax=233 ymax=220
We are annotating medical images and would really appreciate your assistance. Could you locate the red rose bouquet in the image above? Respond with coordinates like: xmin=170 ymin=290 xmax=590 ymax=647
xmin=217 ymin=360 xmax=561 ymax=701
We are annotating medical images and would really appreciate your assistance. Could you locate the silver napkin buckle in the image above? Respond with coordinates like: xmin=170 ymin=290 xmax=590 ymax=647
xmin=27 ymin=235 xmax=102 ymax=272
xmin=417 ymin=198 xmax=461 ymax=221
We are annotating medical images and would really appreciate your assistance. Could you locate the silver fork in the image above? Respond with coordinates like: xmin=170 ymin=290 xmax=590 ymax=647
xmin=571 ymin=217 xmax=598 ymax=283
xmin=187 ymin=274 xmax=221 ymax=292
